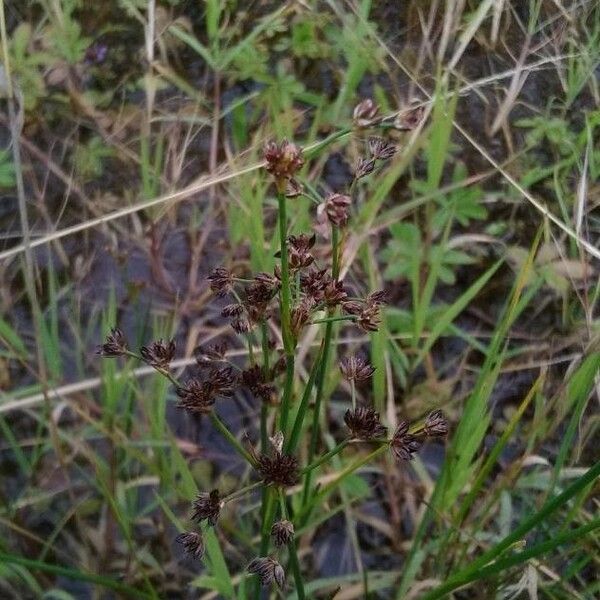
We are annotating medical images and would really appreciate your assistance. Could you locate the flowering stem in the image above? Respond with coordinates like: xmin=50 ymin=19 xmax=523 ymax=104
xmin=301 ymin=225 xmax=339 ymax=508
xmin=260 ymin=320 xmax=270 ymax=453
xmin=311 ymin=315 xmax=356 ymax=325
xmin=301 ymin=438 xmax=350 ymax=474
xmin=351 ymin=381 xmax=356 ymax=411
xmin=276 ymin=188 xmax=295 ymax=436
xmin=285 ymin=353 xmax=321 ymax=454
xmin=223 ymin=480 xmax=264 ymax=504
xmin=297 ymin=443 xmax=389 ymax=524
xmin=278 ymin=490 xmax=306 ymax=600
xmin=210 ymin=413 xmax=256 ymax=467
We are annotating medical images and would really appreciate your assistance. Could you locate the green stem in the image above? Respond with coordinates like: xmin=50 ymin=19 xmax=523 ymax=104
xmin=301 ymin=439 xmax=350 ymax=474
xmin=260 ymin=321 xmax=270 ymax=453
xmin=298 ymin=444 xmax=388 ymax=524
xmin=278 ymin=491 xmax=306 ymax=600
xmin=223 ymin=480 xmax=264 ymax=504
xmin=277 ymin=189 xmax=295 ymax=436
xmin=301 ymin=225 xmax=340 ymax=508
xmin=210 ymin=413 xmax=256 ymax=466
xmin=286 ymin=352 xmax=322 ymax=454
xmin=311 ymin=315 xmax=356 ymax=325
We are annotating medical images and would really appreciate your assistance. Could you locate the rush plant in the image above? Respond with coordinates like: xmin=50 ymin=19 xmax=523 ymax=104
xmin=98 ymin=102 xmax=447 ymax=597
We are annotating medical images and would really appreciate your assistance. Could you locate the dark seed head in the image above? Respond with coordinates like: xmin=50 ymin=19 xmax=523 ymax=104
xmin=325 ymin=193 xmax=352 ymax=227
xmin=194 ymin=341 xmax=228 ymax=363
xmin=242 ymin=365 xmax=276 ymax=404
xmin=366 ymin=289 xmax=389 ymax=305
xmin=353 ymin=98 xmax=379 ymax=127
xmin=257 ymin=451 xmax=300 ymax=487
xmin=231 ymin=317 xmax=251 ymax=334
xmin=97 ymin=328 xmax=127 ymax=357
xmin=356 ymin=303 xmax=381 ymax=332
xmin=288 ymin=234 xmax=316 ymax=270
xmin=264 ymin=140 xmax=304 ymax=185
xmin=191 ymin=489 xmax=222 ymax=526
xmin=424 ymin=410 xmax=449 ymax=437
xmin=368 ymin=136 xmax=396 ymax=161
xmin=340 ymin=355 xmax=375 ymax=382
xmin=221 ymin=303 xmax=244 ymax=318
xmin=176 ymin=379 xmax=215 ymax=414
xmin=208 ymin=267 xmax=234 ymax=296
xmin=342 ymin=300 xmax=363 ymax=316
xmin=176 ymin=531 xmax=205 ymax=559
xmin=140 ymin=338 xmax=176 ymax=369
xmin=290 ymin=297 xmax=315 ymax=338
xmin=344 ymin=407 xmax=387 ymax=440
xmin=394 ymin=104 xmax=425 ymax=130
xmin=355 ymin=157 xmax=375 ymax=180
xmin=247 ymin=556 xmax=285 ymax=589
xmin=391 ymin=421 xmax=422 ymax=461
xmin=271 ymin=520 xmax=295 ymax=547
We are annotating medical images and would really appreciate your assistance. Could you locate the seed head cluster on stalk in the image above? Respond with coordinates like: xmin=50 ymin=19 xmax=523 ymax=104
xmin=96 ymin=101 xmax=444 ymax=595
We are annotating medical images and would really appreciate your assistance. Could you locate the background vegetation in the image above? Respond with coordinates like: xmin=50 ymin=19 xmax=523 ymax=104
xmin=1 ymin=0 xmax=599 ymax=598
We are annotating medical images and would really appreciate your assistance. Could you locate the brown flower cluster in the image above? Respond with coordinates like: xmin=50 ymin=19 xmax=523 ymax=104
xmin=208 ymin=268 xmax=280 ymax=334
xmin=344 ymin=406 xmax=387 ymax=440
xmin=176 ymin=366 xmax=237 ymax=413
xmin=342 ymin=289 xmax=388 ymax=332
xmin=391 ymin=410 xmax=449 ymax=461
xmin=191 ymin=489 xmax=223 ymax=526
xmin=247 ymin=556 xmax=285 ymax=589
xmin=264 ymin=139 xmax=304 ymax=191
xmin=97 ymin=328 xmax=127 ymax=357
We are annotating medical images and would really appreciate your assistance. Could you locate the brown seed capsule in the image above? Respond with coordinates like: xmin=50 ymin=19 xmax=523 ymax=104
xmin=241 ymin=365 xmax=276 ymax=404
xmin=264 ymin=140 xmax=304 ymax=186
xmin=369 ymin=137 xmax=396 ymax=161
xmin=366 ymin=290 xmax=389 ymax=305
xmin=97 ymin=328 xmax=127 ymax=357
xmin=257 ymin=451 xmax=300 ymax=487
xmin=290 ymin=297 xmax=315 ymax=338
xmin=176 ymin=531 xmax=205 ymax=559
xmin=390 ymin=421 xmax=422 ymax=461
xmin=300 ymin=268 xmax=328 ymax=300
xmin=394 ymin=104 xmax=425 ymax=131
xmin=355 ymin=157 xmax=376 ymax=180
xmin=323 ymin=279 xmax=348 ymax=307
xmin=356 ymin=303 xmax=381 ymax=332
xmin=247 ymin=556 xmax=285 ymax=589
xmin=231 ymin=317 xmax=251 ymax=334
xmin=271 ymin=520 xmax=295 ymax=547
xmin=221 ymin=303 xmax=245 ymax=318
xmin=140 ymin=339 xmax=176 ymax=369
xmin=194 ymin=341 xmax=228 ymax=363
xmin=191 ymin=489 xmax=222 ymax=526
xmin=288 ymin=234 xmax=316 ymax=270
xmin=344 ymin=407 xmax=387 ymax=440
xmin=340 ymin=355 xmax=376 ymax=382
xmin=325 ymin=193 xmax=352 ymax=227
xmin=208 ymin=267 xmax=234 ymax=296
xmin=342 ymin=300 xmax=363 ymax=316
xmin=175 ymin=379 xmax=215 ymax=414
xmin=353 ymin=98 xmax=379 ymax=127
xmin=424 ymin=410 xmax=449 ymax=437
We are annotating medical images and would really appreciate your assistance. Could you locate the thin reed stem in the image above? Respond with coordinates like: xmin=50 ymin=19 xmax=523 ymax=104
xmin=301 ymin=225 xmax=340 ymax=507
xmin=277 ymin=189 xmax=295 ymax=436
xmin=278 ymin=490 xmax=306 ymax=600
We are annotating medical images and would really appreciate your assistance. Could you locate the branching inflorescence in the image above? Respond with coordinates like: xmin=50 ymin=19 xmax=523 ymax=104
xmin=97 ymin=99 xmax=442 ymax=595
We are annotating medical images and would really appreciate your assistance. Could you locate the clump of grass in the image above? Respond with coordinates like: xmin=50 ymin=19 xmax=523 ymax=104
xmin=98 ymin=111 xmax=448 ymax=596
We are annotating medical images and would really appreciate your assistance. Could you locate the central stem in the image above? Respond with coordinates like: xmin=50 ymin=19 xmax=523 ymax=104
xmin=301 ymin=225 xmax=340 ymax=511
xmin=277 ymin=189 xmax=295 ymax=436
